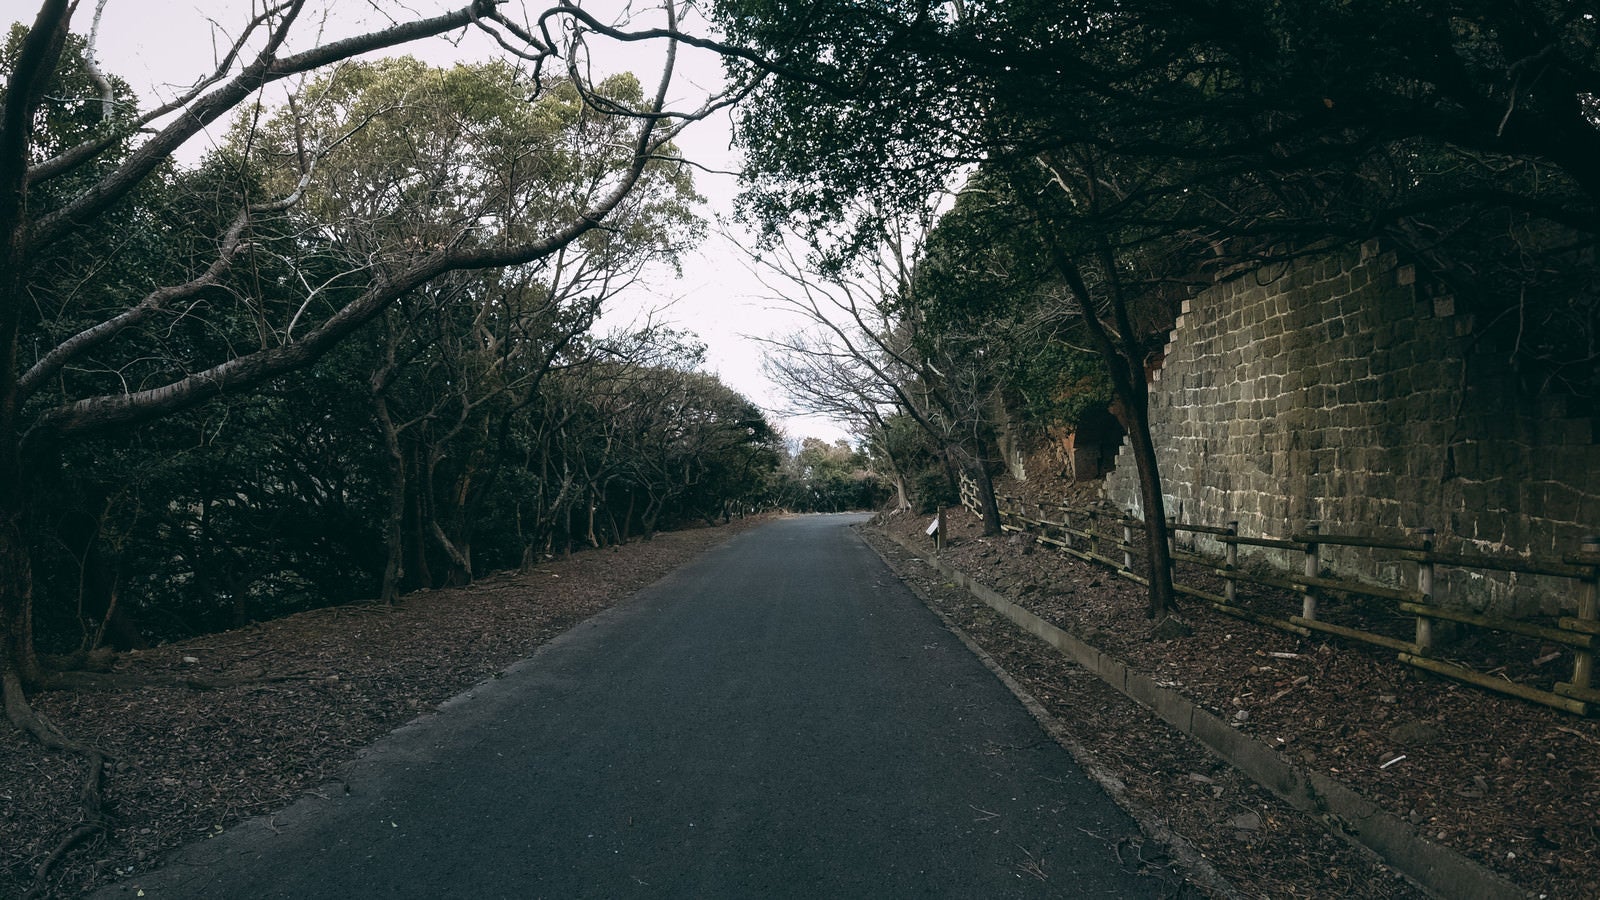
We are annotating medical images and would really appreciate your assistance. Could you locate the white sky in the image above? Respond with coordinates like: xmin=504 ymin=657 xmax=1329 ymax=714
xmin=46 ymin=0 xmax=850 ymax=445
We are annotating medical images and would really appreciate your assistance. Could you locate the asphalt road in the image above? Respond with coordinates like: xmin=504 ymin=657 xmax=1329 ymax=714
xmin=97 ymin=514 xmax=1174 ymax=899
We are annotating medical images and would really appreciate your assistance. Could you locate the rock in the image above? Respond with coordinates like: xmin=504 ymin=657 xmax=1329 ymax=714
xmin=1387 ymin=721 xmax=1442 ymax=746
xmin=1227 ymin=811 xmax=1262 ymax=831
xmin=1149 ymin=615 xmax=1194 ymax=642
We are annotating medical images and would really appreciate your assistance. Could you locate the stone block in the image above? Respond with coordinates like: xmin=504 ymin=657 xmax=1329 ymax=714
xmin=1546 ymin=485 xmax=1582 ymax=524
xmin=1560 ymin=418 xmax=1592 ymax=445
xmin=1576 ymin=492 xmax=1600 ymax=533
xmin=1376 ymin=297 xmax=1407 ymax=325
xmin=1502 ymin=516 xmax=1532 ymax=552
xmin=1356 ymin=378 xmax=1381 ymax=404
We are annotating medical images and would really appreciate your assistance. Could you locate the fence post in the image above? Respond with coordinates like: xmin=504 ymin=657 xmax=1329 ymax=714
xmin=1122 ymin=519 xmax=1134 ymax=570
xmin=1569 ymin=536 xmax=1600 ymax=690
xmin=1225 ymin=520 xmax=1239 ymax=605
xmin=1061 ymin=505 xmax=1074 ymax=551
xmin=1414 ymin=527 xmax=1436 ymax=655
xmin=1167 ymin=515 xmax=1179 ymax=585
xmin=1301 ymin=522 xmax=1320 ymax=621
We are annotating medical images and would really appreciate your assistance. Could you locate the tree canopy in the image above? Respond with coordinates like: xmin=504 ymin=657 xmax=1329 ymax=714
xmin=0 ymin=2 xmax=775 ymax=832
xmin=718 ymin=0 xmax=1600 ymax=616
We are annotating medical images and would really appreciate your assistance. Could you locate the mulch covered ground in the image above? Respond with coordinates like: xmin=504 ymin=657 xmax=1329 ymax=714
xmin=867 ymin=477 xmax=1599 ymax=899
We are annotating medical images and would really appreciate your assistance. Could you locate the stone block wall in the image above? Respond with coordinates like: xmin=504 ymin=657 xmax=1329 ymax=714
xmin=1103 ymin=242 xmax=1600 ymax=615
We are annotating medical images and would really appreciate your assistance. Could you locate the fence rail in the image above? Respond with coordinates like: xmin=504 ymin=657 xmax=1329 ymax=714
xmin=971 ymin=488 xmax=1600 ymax=717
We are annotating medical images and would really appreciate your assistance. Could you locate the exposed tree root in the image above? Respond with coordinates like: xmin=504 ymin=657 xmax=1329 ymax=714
xmin=26 ymin=776 xmax=106 ymax=900
xmin=3 ymin=659 xmax=321 ymax=896
xmin=4 ymin=670 xmax=112 ymax=899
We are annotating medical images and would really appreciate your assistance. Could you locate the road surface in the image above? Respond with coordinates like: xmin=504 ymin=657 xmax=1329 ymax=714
xmin=96 ymin=514 xmax=1179 ymax=898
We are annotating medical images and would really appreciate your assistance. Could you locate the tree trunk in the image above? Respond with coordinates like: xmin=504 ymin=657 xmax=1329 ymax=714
xmin=562 ymin=500 xmax=573 ymax=558
xmin=1037 ymin=227 xmax=1178 ymax=620
xmin=1119 ymin=399 xmax=1177 ymax=619
xmin=407 ymin=466 xmax=433 ymax=589
xmin=227 ymin=567 xmax=252 ymax=630
xmin=437 ymin=463 xmax=477 ymax=584
xmin=373 ymin=395 xmax=407 ymax=604
xmin=0 ymin=508 xmax=44 ymax=730
xmin=585 ymin=494 xmax=600 ymax=549
xmin=429 ymin=519 xmax=473 ymax=586
xmin=963 ymin=450 xmax=1004 ymax=536
xmin=641 ymin=496 xmax=661 ymax=540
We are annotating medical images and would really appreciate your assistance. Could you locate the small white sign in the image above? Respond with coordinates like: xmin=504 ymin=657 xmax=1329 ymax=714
xmin=925 ymin=517 xmax=941 ymax=536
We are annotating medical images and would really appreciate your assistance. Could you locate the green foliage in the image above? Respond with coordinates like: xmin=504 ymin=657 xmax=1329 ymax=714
xmin=31 ymin=362 xmax=388 ymax=649
xmin=914 ymin=170 xmax=1117 ymax=434
xmin=719 ymin=0 xmax=1600 ymax=397
xmin=769 ymin=437 xmax=890 ymax=512
xmin=910 ymin=469 xmax=956 ymax=515
xmin=868 ymin=414 xmax=953 ymax=514
xmin=1004 ymin=341 xmax=1114 ymax=435
xmin=5 ymin=39 xmax=747 ymax=653
xmin=1 ymin=24 xmax=137 ymax=171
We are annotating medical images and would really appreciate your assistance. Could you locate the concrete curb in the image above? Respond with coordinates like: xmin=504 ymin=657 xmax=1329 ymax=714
xmin=880 ymin=528 xmax=1530 ymax=900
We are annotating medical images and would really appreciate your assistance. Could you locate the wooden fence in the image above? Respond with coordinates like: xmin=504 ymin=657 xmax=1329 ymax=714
xmin=967 ymin=489 xmax=1600 ymax=717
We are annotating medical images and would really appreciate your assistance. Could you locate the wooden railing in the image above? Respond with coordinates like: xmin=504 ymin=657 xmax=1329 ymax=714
xmin=981 ymin=492 xmax=1600 ymax=717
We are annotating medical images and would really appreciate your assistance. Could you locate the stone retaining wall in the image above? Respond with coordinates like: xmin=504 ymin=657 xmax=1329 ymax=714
xmin=1103 ymin=242 xmax=1599 ymax=614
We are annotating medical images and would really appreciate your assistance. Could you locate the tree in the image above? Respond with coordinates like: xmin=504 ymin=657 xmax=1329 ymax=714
xmin=714 ymin=0 xmax=1600 ymax=619
xmin=714 ymin=0 xmax=1193 ymax=611
xmin=1 ymin=0 xmax=722 ymax=800
xmin=603 ymin=360 xmax=779 ymax=536
xmin=232 ymin=56 xmax=702 ymax=598
xmin=770 ymin=436 xmax=885 ymax=512
xmin=753 ymin=209 xmax=1010 ymax=534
